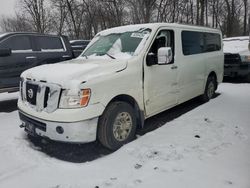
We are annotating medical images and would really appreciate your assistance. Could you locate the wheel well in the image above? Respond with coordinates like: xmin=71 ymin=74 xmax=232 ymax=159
xmin=208 ymin=71 xmax=218 ymax=89
xmin=109 ymin=95 xmax=144 ymax=128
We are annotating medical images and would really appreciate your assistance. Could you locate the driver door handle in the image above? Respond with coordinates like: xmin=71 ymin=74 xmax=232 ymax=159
xmin=62 ymin=55 xmax=71 ymax=58
xmin=26 ymin=56 xmax=37 ymax=59
xmin=171 ymin=65 xmax=178 ymax=69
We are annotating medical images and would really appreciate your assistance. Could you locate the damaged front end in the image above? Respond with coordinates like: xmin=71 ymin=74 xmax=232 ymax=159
xmin=20 ymin=79 xmax=61 ymax=113
xmin=18 ymin=78 xmax=99 ymax=143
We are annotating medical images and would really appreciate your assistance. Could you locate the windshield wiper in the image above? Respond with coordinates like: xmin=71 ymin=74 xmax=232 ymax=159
xmin=82 ymin=55 xmax=88 ymax=59
xmin=105 ymin=53 xmax=116 ymax=59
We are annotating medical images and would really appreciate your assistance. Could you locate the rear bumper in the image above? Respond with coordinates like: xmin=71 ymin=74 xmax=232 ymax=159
xmin=224 ymin=63 xmax=250 ymax=77
xmin=19 ymin=110 xmax=98 ymax=143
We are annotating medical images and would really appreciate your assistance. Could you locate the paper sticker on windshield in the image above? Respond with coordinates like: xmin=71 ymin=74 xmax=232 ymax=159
xmin=131 ymin=33 xmax=145 ymax=38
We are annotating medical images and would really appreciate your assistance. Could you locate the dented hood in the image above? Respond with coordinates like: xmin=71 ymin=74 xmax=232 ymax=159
xmin=21 ymin=58 xmax=127 ymax=88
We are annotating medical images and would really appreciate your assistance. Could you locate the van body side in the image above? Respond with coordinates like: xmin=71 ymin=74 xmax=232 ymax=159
xmin=18 ymin=23 xmax=224 ymax=150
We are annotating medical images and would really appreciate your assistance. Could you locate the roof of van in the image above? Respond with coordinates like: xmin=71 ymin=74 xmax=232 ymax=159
xmin=99 ymin=23 xmax=221 ymax=36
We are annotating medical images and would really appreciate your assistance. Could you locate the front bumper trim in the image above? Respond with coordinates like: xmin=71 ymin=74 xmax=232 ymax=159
xmin=19 ymin=111 xmax=98 ymax=143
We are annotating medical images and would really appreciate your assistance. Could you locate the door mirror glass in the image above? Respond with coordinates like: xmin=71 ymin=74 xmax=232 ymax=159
xmin=157 ymin=47 xmax=173 ymax=65
xmin=146 ymin=52 xmax=157 ymax=66
xmin=0 ymin=48 xmax=12 ymax=57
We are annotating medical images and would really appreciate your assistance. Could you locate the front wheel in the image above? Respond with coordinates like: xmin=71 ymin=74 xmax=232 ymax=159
xmin=97 ymin=101 xmax=137 ymax=150
xmin=200 ymin=76 xmax=216 ymax=102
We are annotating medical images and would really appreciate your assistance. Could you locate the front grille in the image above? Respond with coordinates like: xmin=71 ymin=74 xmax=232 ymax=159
xmin=22 ymin=80 xmax=61 ymax=113
xmin=44 ymin=87 xmax=50 ymax=108
xmin=26 ymin=83 xmax=38 ymax=105
xmin=19 ymin=112 xmax=46 ymax=132
xmin=224 ymin=53 xmax=241 ymax=64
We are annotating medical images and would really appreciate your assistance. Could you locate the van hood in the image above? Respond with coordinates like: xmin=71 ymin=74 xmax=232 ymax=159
xmin=21 ymin=58 xmax=127 ymax=89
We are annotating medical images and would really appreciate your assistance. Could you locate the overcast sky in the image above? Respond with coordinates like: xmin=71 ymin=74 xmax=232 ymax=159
xmin=0 ymin=0 xmax=17 ymax=17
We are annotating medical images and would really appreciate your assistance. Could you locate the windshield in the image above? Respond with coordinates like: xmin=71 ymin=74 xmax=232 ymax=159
xmin=82 ymin=28 xmax=151 ymax=59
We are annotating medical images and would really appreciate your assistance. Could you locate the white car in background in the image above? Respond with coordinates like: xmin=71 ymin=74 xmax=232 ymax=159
xmin=223 ymin=36 xmax=250 ymax=79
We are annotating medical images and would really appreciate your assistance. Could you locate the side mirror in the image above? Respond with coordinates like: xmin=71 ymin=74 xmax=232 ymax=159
xmin=0 ymin=48 xmax=12 ymax=57
xmin=157 ymin=47 xmax=173 ymax=65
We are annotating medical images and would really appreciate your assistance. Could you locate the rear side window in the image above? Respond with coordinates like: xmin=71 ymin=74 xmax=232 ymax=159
xmin=0 ymin=35 xmax=32 ymax=51
xmin=204 ymin=33 xmax=221 ymax=52
xmin=36 ymin=36 xmax=64 ymax=52
xmin=182 ymin=31 xmax=204 ymax=55
xmin=182 ymin=31 xmax=221 ymax=55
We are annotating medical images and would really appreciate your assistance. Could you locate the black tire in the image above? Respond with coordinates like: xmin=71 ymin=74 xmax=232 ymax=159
xmin=98 ymin=101 xmax=137 ymax=150
xmin=200 ymin=76 xmax=216 ymax=102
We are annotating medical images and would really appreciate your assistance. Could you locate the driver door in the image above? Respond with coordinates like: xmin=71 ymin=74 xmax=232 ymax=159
xmin=0 ymin=35 xmax=36 ymax=89
xmin=144 ymin=29 xmax=179 ymax=117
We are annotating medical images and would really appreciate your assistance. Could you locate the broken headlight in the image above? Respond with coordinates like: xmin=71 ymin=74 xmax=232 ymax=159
xmin=59 ymin=89 xmax=91 ymax=109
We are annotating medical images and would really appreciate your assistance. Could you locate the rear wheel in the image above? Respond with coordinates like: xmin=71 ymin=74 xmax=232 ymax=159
xmin=200 ymin=76 xmax=216 ymax=102
xmin=98 ymin=101 xmax=137 ymax=150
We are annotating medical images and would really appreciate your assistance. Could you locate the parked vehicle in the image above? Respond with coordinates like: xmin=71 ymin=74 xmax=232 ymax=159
xmin=223 ymin=36 xmax=250 ymax=79
xmin=70 ymin=40 xmax=90 ymax=57
xmin=0 ymin=32 xmax=73 ymax=93
xmin=18 ymin=23 xmax=223 ymax=150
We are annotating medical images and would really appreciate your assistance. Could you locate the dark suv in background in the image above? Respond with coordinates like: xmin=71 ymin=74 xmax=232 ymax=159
xmin=223 ymin=36 xmax=250 ymax=80
xmin=0 ymin=32 xmax=73 ymax=93
xmin=70 ymin=40 xmax=90 ymax=57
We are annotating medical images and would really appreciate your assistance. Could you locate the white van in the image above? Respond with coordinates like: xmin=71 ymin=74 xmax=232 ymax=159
xmin=18 ymin=23 xmax=224 ymax=150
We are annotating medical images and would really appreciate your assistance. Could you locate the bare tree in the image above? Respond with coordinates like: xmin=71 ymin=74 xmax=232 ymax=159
xmin=19 ymin=0 xmax=52 ymax=33
xmin=0 ymin=13 xmax=32 ymax=32
xmin=127 ymin=0 xmax=157 ymax=23
xmin=50 ymin=0 xmax=68 ymax=35
xmin=242 ymin=0 xmax=248 ymax=35
xmin=1 ymin=0 xmax=248 ymax=38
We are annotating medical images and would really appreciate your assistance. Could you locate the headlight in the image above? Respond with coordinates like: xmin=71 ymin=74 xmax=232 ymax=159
xmin=59 ymin=89 xmax=91 ymax=109
xmin=241 ymin=55 xmax=250 ymax=63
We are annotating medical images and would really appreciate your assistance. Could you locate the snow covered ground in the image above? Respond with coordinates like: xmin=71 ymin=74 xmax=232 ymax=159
xmin=0 ymin=83 xmax=249 ymax=188
xmin=0 ymin=92 xmax=18 ymax=102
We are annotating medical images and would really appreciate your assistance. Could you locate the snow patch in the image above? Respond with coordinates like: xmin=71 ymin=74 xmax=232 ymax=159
xmin=223 ymin=36 xmax=249 ymax=53
xmin=0 ymin=92 xmax=18 ymax=102
xmin=0 ymin=83 xmax=250 ymax=188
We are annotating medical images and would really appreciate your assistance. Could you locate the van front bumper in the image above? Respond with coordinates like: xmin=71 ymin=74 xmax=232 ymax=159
xmin=19 ymin=110 xmax=98 ymax=143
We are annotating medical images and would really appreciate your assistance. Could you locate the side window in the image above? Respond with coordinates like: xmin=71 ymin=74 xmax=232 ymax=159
xmin=182 ymin=31 xmax=204 ymax=55
xmin=204 ymin=33 xmax=221 ymax=52
xmin=149 ymin=30 xmax=175 ymax=60
xmin=36 ymin=36 xmax=64 ymax=52
xmin=0 ymin=35 xmax=32 ymax=51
